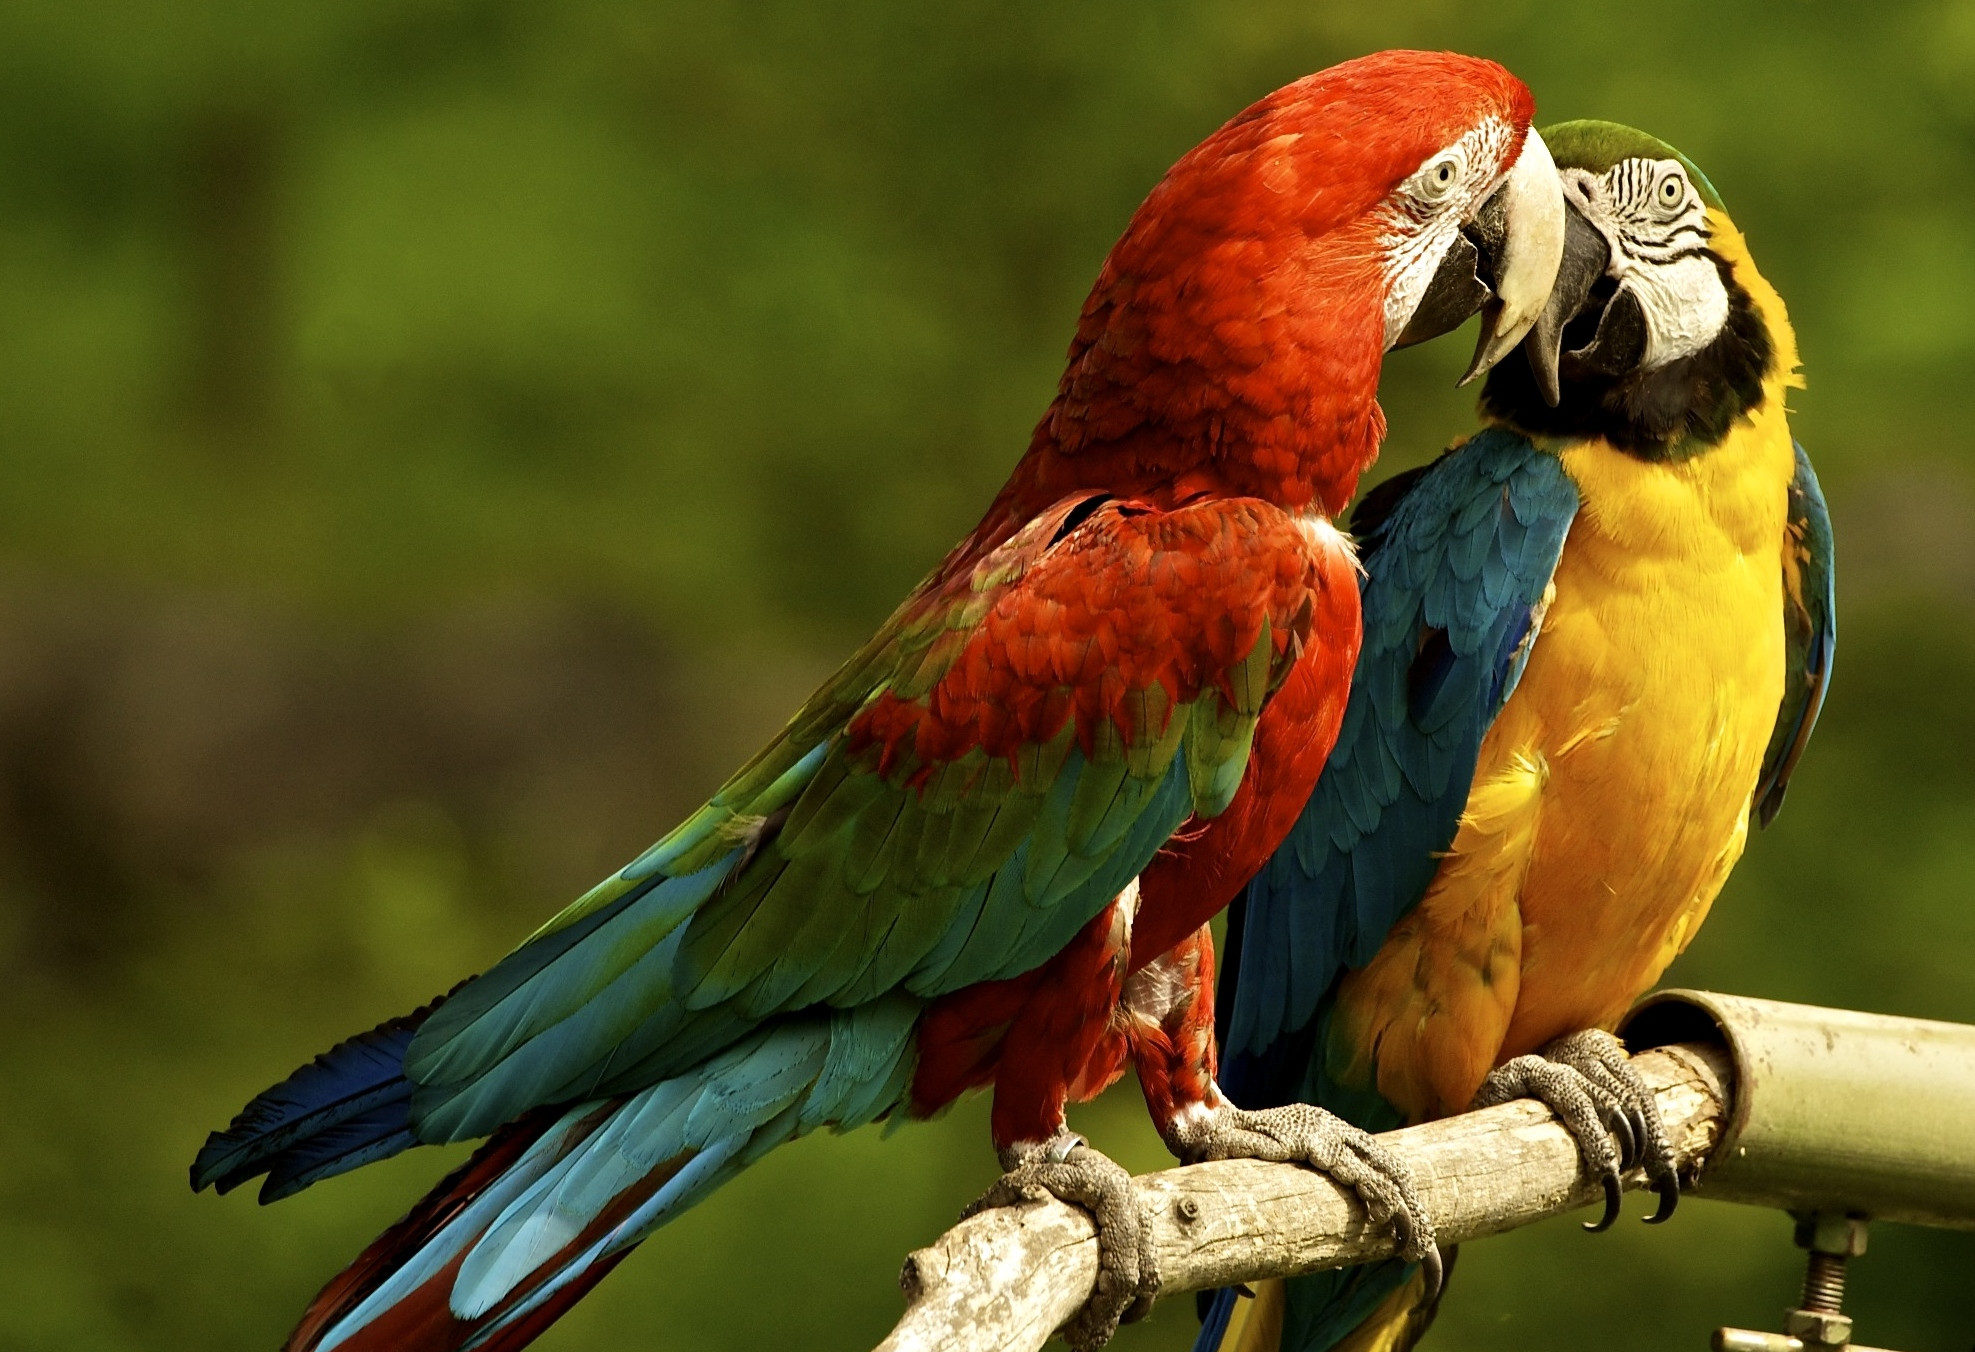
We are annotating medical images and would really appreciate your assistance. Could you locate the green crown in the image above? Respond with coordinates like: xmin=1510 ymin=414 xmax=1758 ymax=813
xmin=1539 ymin=119 xmax=1724 ymax=211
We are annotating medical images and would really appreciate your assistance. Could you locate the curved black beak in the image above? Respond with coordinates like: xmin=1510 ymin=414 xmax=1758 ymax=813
xmin=1567 ymin=286 xmax=1648 ymax=379
xmin=1392 ymin=231 xmax=1489 ymax=351
xmin=1522 ymin=198 xmax=1612 ymax=405
xmin=1392 ymin=129 xmax=1565 ymax=384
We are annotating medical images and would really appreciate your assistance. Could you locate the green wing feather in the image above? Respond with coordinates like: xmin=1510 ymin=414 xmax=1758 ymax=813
xmin=405 ymin=494 xmax=1317 ymax=1141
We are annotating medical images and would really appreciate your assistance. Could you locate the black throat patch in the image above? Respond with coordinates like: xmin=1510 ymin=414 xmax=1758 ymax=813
xmin=1478 ymin=255 xmax=1773 ymax=461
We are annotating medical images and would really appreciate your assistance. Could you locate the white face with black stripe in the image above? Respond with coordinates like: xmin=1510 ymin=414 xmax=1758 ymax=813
xmin=1562 ymin=157 xmax=1729 ymax=370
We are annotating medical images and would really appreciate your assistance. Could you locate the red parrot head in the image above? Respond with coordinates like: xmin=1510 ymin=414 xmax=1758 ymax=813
xmin=1024 ymin=50 xmax=1563 ymax=519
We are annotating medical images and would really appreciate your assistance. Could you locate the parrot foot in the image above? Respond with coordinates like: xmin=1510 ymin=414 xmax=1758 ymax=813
xmin=1472 ymin=1028 xmax=1681 ymax=1231
xmin=1162 ymin=1101 xmax=1442 ymax=1303
xmin=961 ymin=1131 xmax=1158 ymax=1351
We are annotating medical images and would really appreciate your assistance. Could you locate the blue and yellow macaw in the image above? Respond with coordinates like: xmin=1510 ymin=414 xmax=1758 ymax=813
xmin=1198 ymin=120 xmax=1837 ymax=1352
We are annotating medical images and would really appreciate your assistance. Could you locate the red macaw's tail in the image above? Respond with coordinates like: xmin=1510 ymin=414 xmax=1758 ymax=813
xmin=284 ymin=1001 xmax=921 ymax=1352
xmin=282 ymin=1105 xmax=643 ymax=1352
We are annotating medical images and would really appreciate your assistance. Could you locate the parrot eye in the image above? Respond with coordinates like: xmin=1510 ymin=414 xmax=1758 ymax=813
xmin=1410 ymin=154 xmax=1463 ymax=206
xmin=1658 ymin=174 xmax=1686 ymax=207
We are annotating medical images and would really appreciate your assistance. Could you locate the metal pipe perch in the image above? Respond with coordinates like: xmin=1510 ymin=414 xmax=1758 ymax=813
xmin=879 ymin=1043 xmax=1730 ymax=1352
xmin=876 ymin=992 xmax=1975 ymax=1352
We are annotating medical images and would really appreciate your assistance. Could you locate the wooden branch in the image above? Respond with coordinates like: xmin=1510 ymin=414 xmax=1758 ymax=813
xmin=879 ymin=1042 xmax=1732 ymax=1352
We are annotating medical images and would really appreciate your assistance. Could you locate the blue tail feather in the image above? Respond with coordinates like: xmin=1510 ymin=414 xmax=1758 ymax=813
xmin=261 ymin=1103 xmax=421 ymax=1203
xmin=192 ymin=995 xmax=447 ymax=1201
xmin=285 ymin=999 xmax=921 ymax=1352
xmin=1194 ymin=1287 xmax=1239 ymax=1351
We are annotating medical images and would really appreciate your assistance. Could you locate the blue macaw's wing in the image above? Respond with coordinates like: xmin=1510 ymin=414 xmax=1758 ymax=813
xmin=1194 ymin=431 xmax=1575 ymax=1352
xmin=1754 ymin=441 xmax=1835 ymax=827
xmin=1216 ymin=428 xmax=1579 ymax=1117
xmin=403 ymin=493 xmax=1325 ymax=1142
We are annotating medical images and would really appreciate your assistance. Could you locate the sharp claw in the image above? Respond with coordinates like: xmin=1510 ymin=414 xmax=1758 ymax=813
xmin=1046 ymin=1132 xmax=1085 ymax=1163
xmin=1606 ymin=1106 xmax=1637 ymax=1168
xmin=1414 ymin=1243 xmax=1446 ymax=1309
xmin=1627 ymin=1108 xmax=1655 ymax=1169
xmin=1481 ymin=1032 xmax=1684 ymax=1239
xmin=1582 ymin=1172 xmax=1622 ymax=1233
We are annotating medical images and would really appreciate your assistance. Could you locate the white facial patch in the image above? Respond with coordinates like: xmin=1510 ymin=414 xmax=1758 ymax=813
xmin=1562 ymin=158 xmax=1731 ymax=369
xmin=1379 ymin=117 xmax=1517 ymax=350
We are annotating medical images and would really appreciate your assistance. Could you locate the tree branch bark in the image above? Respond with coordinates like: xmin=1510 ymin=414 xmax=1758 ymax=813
xmin=878 ymin=1042 xmax=1733 ymax=1352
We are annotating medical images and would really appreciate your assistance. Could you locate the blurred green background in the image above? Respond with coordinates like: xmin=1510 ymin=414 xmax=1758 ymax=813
xmin=2 ymin=1 xmax=1972 ymax=1349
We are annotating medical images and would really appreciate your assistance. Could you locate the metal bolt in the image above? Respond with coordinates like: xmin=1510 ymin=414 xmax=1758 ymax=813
xmin=1714 ymin=1213 xmax=1901 ymax=1352
xmin=1783 ymin=1310 xmax=1853 ymax=1348
xmin=1770 ymin=1212 xmax=1871 ymax=1350
xmin=1800 ymin=1251 xmax=1848 ymax=1314
xmin=1175 ymin=1197 xmax=1201 ymax=1224
xmin=1793 ymin=1213 xmax=1868 ymax=1260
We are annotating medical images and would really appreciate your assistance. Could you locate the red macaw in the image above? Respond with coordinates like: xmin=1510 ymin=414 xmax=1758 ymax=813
xmin=190 ymin=51 xmax=1564 ymax=1352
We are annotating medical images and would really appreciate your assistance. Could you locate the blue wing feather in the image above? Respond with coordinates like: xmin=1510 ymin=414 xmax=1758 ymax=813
xmin=1754 ymin=442 xmax=1835 ymax=827
xmin=1198 ymin=430 xmax=1576 ymax=1352
xmin=1219 ymin=427 xmax=1578 ymax=1109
